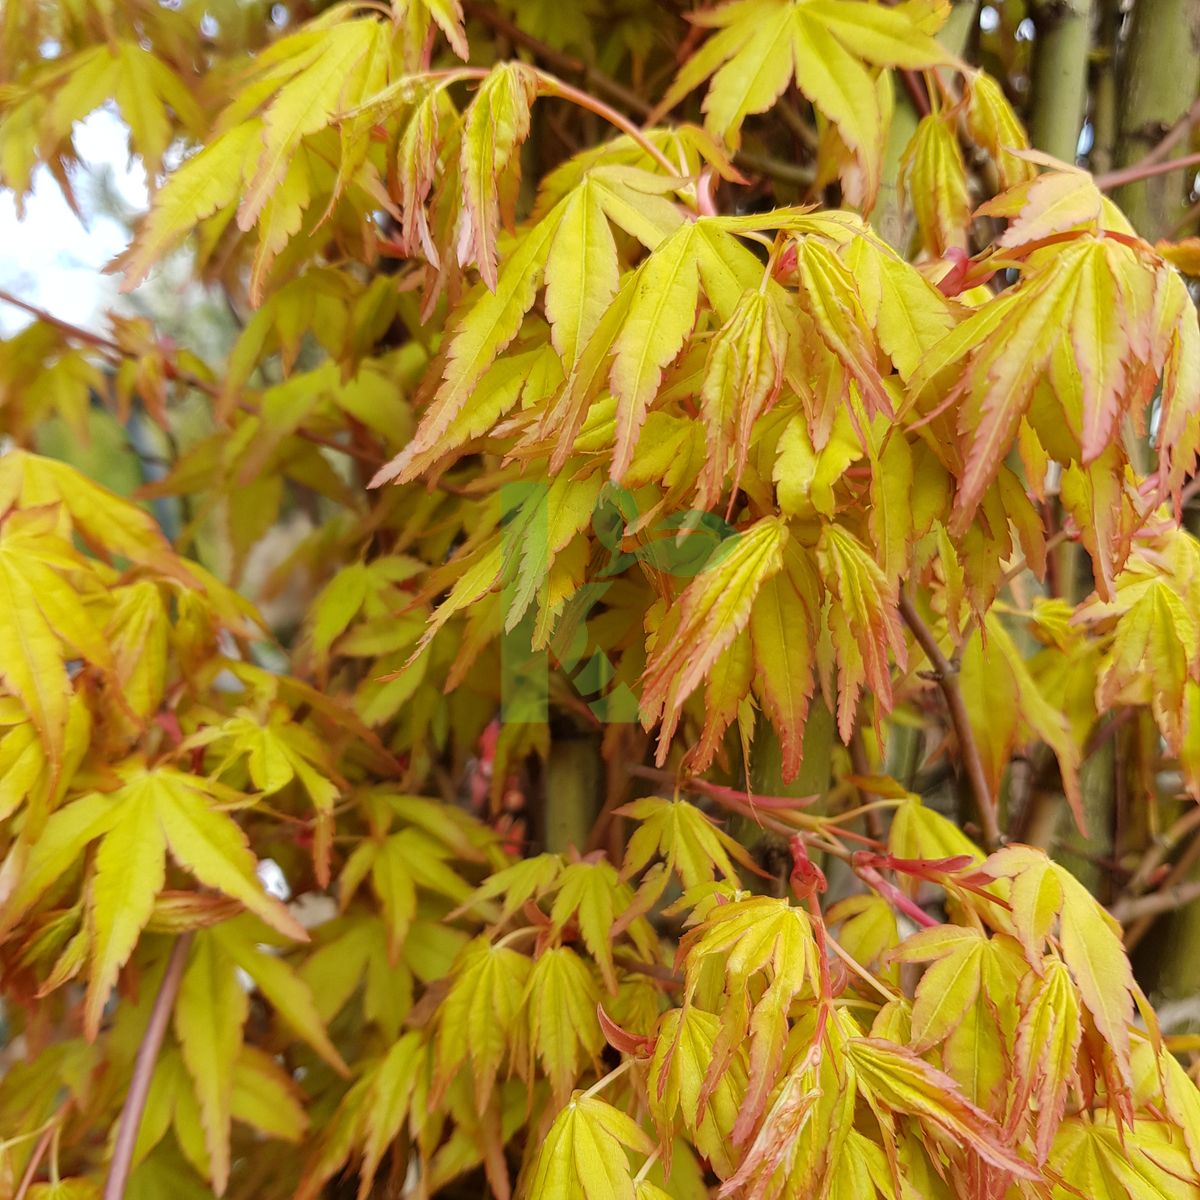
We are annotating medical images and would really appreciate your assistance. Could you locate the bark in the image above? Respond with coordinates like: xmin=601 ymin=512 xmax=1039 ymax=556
xmin=1087 ymin=0 xmax=1121 ymax=173
xmin=732 ymin=703 xmax=835 ymax=894
xmin=871 ymin=1 xmax=978 ymax=248
xmin=1114 ymin=0 xmax=1200 ymax=237
xmin=542 ymin=732 xmax=602 ymax=854
xmin=1029 ymin=0 xmax=1096 ymax=163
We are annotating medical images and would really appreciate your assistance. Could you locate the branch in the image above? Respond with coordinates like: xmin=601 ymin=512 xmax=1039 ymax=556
xmin=626 ymin=764 xmax=819 ymax=814
xmin=1111 ymin=878 xmax=1200 ymax=925
xmin=734 ymin=150 xmax=816 ymax=189
xmin=1104 ymin=95 xmax=1200 ymax=176
xmin=0 ymin=290 xmax=384 ymax=468
xmin=1119 ymin=804 xmax=1200 ymax=899
xmin=462 ymin=0 xmax=652 ymax=118
xmin=1095 ymin=149 xmax=1200 ymax=192
xmin=1121 ymin=820 xmax=1200 ymax=951
xmin=612 ymin=952 xmax=682 ymax=988
xmin=535 ymin=71 xmax=681 ymax=177
xmin=104 ymin=934 xmax=194 ymax=1200
xmin=898 ymin=594 xmax=1002 ymax=850
xmin=14 ymin=1122 xmax=57 ymax=1200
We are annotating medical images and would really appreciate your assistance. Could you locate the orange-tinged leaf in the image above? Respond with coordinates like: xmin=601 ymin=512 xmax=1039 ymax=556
xmin=908 ymin=931 xmax=984 ymax=1051
xmin=0 ymin=791 xmax=118 ymax=938
xmin=1012 ymin=959 xmax=1082 ymax=1163
xmin=749 ymin=543 xmax=818 ymax=779
xmin=847 ymin=1038 xmax=1036 ymax=1177
xmin=550 ymin=861 xmax=635 ymax=993
xmin=148 ymin=767 xmax=306 ymax=942
xmin=237 ymin=21 xmax=385 ymax=231
xmin=963 ymin=71 xmax=1035 ymax=187
xmin=657 ymin=0 xmax=944 ymax=203
xmin=903 ymin=115 xmax=970 ymax=256
xmin=620 ymin=796 xmax=759 ymax=892
xmin=0 ymin=508 xmax=112 ymax=771
xmin=697 ymin=289 xmax=786 ymax=508
xmin=1052 ymin=863 xmax=1134 ymax=1093
xmin=649 ymin=1007 xmax=746 ymax=1177
xmin=1162 ymin=1047 xmax=1200 ymax=1173
xmin=641 ymin=515 xmax=787 ymax=752
xmin=608 ymin=224 xmax=702 ymax=480
xmin=458 ymin=64 xmax=539 ymax=290
xmin=817 ymin=523 xmax=906 ymax=741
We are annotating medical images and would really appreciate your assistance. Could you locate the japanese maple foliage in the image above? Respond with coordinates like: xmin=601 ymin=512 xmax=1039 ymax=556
xmin=1 ymin=2 xmax=1200 ymax=1199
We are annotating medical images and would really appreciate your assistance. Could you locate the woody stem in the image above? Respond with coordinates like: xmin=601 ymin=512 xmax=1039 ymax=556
xmin=898 ymin=595 xmax=1002 ymax=851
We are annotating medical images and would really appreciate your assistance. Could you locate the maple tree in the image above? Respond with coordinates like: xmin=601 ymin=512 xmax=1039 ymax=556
xmin=3 ymin=1 xmax=1200 ymax=1198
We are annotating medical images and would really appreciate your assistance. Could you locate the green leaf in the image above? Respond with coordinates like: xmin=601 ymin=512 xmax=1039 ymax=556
xmin=212 ymin=919 xmax=347 ymax=1075
xmin=86 ymin=784 xmax=166 ymax=1040
xmin=525 ymin=947 xmax=604 ymax=1104
xmin=359 ymin=1032 xmax=428 ymax=1198
xmin=460 ymin=64 xmax=539 ymax=290
xmin=642 ymin=515 xmax=787 ymax=753
xmin=526 ymin=1094 xmax=654 ymax=1200
xmin=174 ymin=932 xmax=250 ymax=1195
xmin=435 ymin=937 xmax=530 ymax=1111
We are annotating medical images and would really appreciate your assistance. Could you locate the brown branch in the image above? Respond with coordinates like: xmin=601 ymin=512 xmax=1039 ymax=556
xmin=734 ymin=150 xmax=816 ymax=189
xmin=1109 ymin=96 xmax=1200 ymax=176
xmin=1120 ymin=804 xmax=1200 ymax=899
xmin=899 ymin=70 xmax=931 ymax=118
xmin=1095 ymin=149 xmax=1200 ymax=193
xmin=0 ymin=290 xmax=384 ymax=468
xmin=1112 ymin=878 xmax=1200 ymax=926
xmin=898 ymin=594 xmax=1002 ymax=850
xmin=612 ymin=952 xmax=682 ymax=988
xmin=1120 ymin=824 xmax=1200 ymax=951
xmin=104 ymin=934 xmax=194 ymax=1200
xmin=462 ymin=1 xmax=652 ymax=118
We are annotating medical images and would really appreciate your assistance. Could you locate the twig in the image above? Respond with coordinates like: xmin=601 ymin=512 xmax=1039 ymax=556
xmin=1001 ymin=528 xmax=1070 ymax=586
xmin=898 ymin=594 xmax=1002 ymax=850
xmin=1120 ymin=825 xmax=1200 ymax=951
xmin=0 ymin=289 xmax=384 ymax=467
xmin=535 ymin=71 xmax=681 ymax=177
xmin=626 ymin=764 xmax=819 ymax=813
xmin=1101 ymin=96 xmax=1200 ymax=179
xmin=899 ymin=69 xmax=931 ymax=118
xmin=612 ymin=952 xmax=682 ymax=988
xmin=1095 ymin=149 xmax=1200 ymax=193
xmin=104 ymin=934 xmax=194 ymax=1200
xmin=1112 ymin=878 xmax=1200 ymax=926
xmin=734 ymin=150 xmax=816 ymax=189
xmin=462 ymin=1 xmax=652 ymax=118
xmin=1120 ymin=805 xmax=1200 ymax=899
xmin=14 ymin=1123 xmax=56 ymax=1200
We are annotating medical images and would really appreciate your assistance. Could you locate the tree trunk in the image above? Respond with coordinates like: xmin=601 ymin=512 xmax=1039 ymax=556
xmin=1114 ymin=0 xmax=1200 ymax=236
xmin=1029 ymin=0 xmax=1096 ymax=163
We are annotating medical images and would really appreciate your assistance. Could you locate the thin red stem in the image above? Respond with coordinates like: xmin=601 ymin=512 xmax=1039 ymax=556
xmin=1096 ymin=150 xmax=1200 ymax=193
xmin=104 ymin=934 xmax=194 ymax=1200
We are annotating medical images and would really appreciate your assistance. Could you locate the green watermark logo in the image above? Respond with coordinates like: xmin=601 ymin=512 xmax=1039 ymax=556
xmin=500 ymin=481 xmax=740 ymax=724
